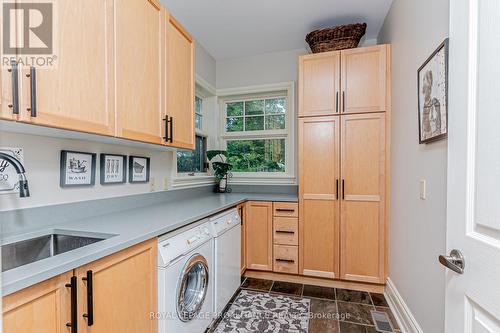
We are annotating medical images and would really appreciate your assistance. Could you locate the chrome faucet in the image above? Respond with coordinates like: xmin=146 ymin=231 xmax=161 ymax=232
xmin=0 ymin=152 xmax=30 ymax=197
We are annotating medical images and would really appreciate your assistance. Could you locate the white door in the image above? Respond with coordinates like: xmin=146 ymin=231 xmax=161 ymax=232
xmin=445 ymin=0 xmax=500 ymax=332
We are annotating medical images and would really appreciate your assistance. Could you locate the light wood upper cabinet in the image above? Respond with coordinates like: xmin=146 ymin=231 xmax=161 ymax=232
xmin=76 ymin=239 xmax=157 ymax=333
xmin=298 ymin=116 xmax=340 ymax=279
xmin=18 ymin=0 xmax=114 ymax=135
xmin=115 ymin=0 xmax=163 ymax=145
xmin=245 ymin=201 xmax=273 ymax=271
xmin=340 ymin=113 xmax=386 ymax=283
xmin=3 ymin=271 xmax=73 ymax=333
xmin=164 ymin=14 xmax=195 ymax=149
xmin=299 ymin=51 xmax=340 ymax=117
xmin=341 ymin=45 xmax=389 ymax=114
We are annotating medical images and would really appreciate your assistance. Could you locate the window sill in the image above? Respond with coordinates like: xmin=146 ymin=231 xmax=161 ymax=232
xmin=229 ymin=173 xmax=296 ymax=185
xmin=172 ymin=174 xmax=215 ymax=189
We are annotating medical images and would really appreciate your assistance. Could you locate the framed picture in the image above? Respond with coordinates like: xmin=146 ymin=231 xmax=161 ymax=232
xmin=418 ymin=39 xmax=449 ymax=144
xmin=100 ymin=154 xmax=127 ymax=185
xmin=0 ymin=147 xmax=23 ymax=194
xmin=129 ymin=156 xmax=150 ymax=183
xmin=60 ymin=150 xmax=96 ymax=187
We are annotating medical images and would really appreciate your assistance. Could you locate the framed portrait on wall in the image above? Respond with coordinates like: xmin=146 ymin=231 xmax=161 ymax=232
xmin=60 ymin=150 xmax=96 ymax=187
xmin=128 ymin=156 xmax=150 ymax=183
xmin=417 ymin=39 xmax=449 ymax=144
xmin=100 ymin=154 xmax=127 ymax=185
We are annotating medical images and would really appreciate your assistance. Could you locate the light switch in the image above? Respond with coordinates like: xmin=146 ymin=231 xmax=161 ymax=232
xmin=420 ymin=180 xmax=426 ymax=200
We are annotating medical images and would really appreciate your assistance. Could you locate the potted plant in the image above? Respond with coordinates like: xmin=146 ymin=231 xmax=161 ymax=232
xmin=206 ymin=150 xmax=233 ymax=193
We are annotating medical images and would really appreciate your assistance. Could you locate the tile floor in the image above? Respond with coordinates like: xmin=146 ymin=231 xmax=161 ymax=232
xmin=211 ymin=277 xmax=401 ymax=333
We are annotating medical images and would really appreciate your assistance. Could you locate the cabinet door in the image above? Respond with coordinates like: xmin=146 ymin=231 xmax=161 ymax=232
xmin=341 ymin=45 xmax=389 ymax=114
xmin=165 ymin=14 xmax=195 ymax=149
xmin=245 ymin=201 xmax=273 ymax=271
xmin=3 ymin=272 xmax=73 ymax=333
xmin=340 ymin=113 xmax=386 ymax=283
xmin=20 ymin=0 xmax=114 ymax=135
xmin=115 ymin=0 xmax=163 ymax=144
xmin=238 ymin=203 xmax=247 ymax=275
xmin=76 ymin=239 xmax=157 ymax=333
xmin=298 ymin=116 xmax=340 ymax=279
xmin=298 ymin=51 xmax=340 ymax=117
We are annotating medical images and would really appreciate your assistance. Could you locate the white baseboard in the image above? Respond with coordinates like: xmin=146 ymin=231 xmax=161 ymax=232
xmin=385 ymin=277 xmax=424 ymax=333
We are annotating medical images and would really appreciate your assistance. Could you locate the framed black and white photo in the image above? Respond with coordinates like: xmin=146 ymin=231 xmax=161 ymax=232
xmin=100 ymin=154 xmax=127 ymax=185
xmin=418 ymin=39 xmax=449 ymax=144
xmin=60 ymin=150 xmax=96 ymax=187
xmin=129 ymin=156 xmax=150 ymax=183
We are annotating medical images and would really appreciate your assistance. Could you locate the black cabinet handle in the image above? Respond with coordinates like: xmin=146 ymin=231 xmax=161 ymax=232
xmin=342 ymin=179 xmax=345 ymax=200
xmin=65 ymin=276 xmax=78 ymax=333
xmin=276 ymin=258 xmax=295 ymax=263
xmin=82 ymin=270 xmax=94 ymax=326
xmin=163 ymin=115 xmax=173 ymax=143
xmin=336 ymin=179 xmax=339 ymax=200
xmin=8 ymin=60 xmax=19 ymax=115
xmin=276 ymin=208 xmax=295 ymax=212
xmin=276 ymin=230 xmax=295 ymax=234
xmin=26 ymin=67 xmax=37 ymax=117
xmin=342 ymin=91 xmax=346 ymax=113
xmin=335 ymin=91 xmax=339 ymax=113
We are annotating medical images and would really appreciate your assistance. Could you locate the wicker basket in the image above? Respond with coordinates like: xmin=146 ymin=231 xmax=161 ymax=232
xmin=306 ymin=23 xmax=367 ymax=53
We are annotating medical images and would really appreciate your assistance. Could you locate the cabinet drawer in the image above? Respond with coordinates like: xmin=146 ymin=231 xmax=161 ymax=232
xmin=273 ymin=245 xmax=298 ymax=274
xmin=273 ymin=217 xmax=298 ymax=245
xmin=273 ymin=202 xmax=298 ymax=217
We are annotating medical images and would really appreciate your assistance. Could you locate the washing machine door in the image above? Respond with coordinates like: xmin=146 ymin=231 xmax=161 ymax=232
xmin=176 ymin=253 xmax=209 ymax=322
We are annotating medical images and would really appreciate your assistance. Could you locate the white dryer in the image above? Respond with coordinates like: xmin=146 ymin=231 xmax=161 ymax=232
xmin=157 ymin=220 xmax=214 ymax=333
xmin=209 ymin=208 xmax=241 ymax=314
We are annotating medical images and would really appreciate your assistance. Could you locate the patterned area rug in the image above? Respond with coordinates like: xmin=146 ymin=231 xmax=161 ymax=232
xmin=214 ymin=290 xmax=310 ymax=333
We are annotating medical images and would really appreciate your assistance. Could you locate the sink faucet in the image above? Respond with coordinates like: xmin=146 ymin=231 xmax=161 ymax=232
xmin=0 ymin=152 xmax=30 ymax=197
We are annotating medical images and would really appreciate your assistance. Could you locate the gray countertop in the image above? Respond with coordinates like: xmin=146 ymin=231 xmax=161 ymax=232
xmin=2 ymin=192 xmax=297 ymax=296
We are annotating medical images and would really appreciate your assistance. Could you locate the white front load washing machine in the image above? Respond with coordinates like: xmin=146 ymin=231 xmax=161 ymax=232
xmin=157 ymin=220 xmax=214 ymax=333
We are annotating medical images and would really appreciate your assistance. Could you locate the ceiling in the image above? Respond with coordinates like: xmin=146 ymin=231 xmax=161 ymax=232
xmin=160 ymin=0 xmax=394 ymax=60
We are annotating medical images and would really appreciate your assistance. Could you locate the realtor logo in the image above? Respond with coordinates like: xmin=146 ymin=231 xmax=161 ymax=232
xmin=2 ymin=0 xmax=57 ymax=68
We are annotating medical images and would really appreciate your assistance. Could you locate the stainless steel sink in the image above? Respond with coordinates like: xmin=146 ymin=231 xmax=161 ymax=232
xmin=2 ymin=233 xmax=112 ymax=272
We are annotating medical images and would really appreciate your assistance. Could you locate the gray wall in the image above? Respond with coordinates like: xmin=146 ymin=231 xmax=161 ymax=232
xmin=216 ymin=48 xmax=307 ymax=89
xmin=195 ymin=41 xmax=217 ymax=87
xmin=378 ymin=0 xmax=449 ymax=331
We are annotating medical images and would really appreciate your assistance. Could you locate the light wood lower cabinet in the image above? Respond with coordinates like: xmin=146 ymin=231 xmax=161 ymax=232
xmin=2 ymin=239 xmax=157 ymax=333
xmin=298 ymin=116 xmax=340 ymax=279
xmin=340 ymin=113 xmax=386 ymax=284
xmin=2 ymin=272 xmax=73 ymax=333
xmin=245 ymin=201 xmax=273 ymax=271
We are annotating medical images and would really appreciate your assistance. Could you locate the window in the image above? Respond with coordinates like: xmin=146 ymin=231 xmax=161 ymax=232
xmin=195 ymin=96 xmax=203 ymax=130
xmin=221 ymin=89 xmax=292 ymax=175
xmin=177 ymin=135 xmax=207 ymax=173
xmin=225 ymin=97 xmax=286 ymax=132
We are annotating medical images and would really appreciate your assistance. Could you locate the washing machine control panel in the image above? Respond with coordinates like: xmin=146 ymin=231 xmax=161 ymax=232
xmin=210 ymin=209 xmax=241 ymax=236
xmin=158 ymin=222 xmax=212 ymax=266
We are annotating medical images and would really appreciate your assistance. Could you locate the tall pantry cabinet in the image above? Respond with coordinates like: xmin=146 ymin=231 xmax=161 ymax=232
xmin=298 ymin=44 xmax=390 ymax=284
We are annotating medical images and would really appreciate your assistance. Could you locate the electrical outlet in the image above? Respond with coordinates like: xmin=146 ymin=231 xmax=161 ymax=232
xmin=150 ymin=177 xmax=155 ymax=192
xmin=419 ymin=180 xmax=426 ymax=200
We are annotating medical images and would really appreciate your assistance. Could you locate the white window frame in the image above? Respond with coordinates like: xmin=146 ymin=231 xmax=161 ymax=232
xmin=218 ymin=82 xmax=295 ymax=184
xmin=172 ymin=77 xmax=217 ymax=188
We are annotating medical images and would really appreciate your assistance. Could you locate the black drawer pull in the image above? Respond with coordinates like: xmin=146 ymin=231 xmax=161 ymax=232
xmin=276 ymin=258 xmax=295 ymax=263
xmin=276 ymin=208 xmax=295 ymax=212
xmin=65 ymin=276 xmax=78 ymax=333
xmin=8 ymin=60 xmax=19 ymax=115
xmin=82 ymin=270 xmax=94 ymax=326
xmin=276 ymin=230 xmax=295 ymax=234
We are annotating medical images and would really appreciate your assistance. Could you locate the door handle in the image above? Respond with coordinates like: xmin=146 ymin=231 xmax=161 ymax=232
xmin=82 ymin=270 xmax=94 ymax=326
xmin=438 ymin=249 xmax=465 ymax=274
xmin=26 ymin=67 xmax=37 ymax=117
xmin=335 ymin=91 xmax=339 ymax=113
xmin=163 ymin=115 xmax=173 ymax=143
xmin=7 ymin=60 xmax=19 ymax=115
xmin=65 ymin=276 xmax=78 ymax=333
xmin=342 ymin=91 xmax=346 ymax=113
